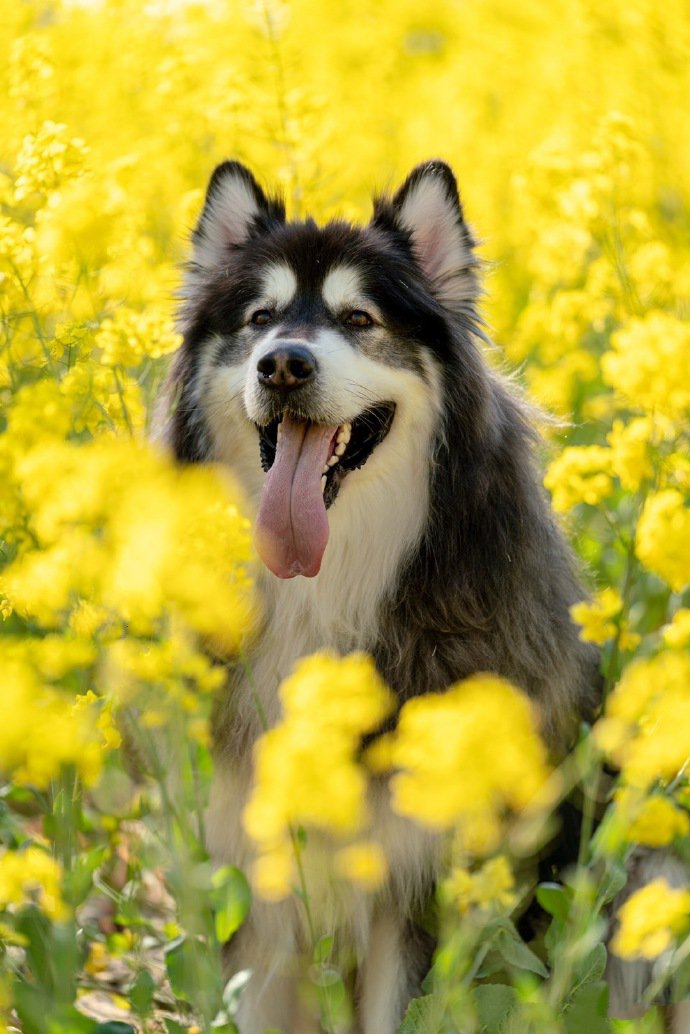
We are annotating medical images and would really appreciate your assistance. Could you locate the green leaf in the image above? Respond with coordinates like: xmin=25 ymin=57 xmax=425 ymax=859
xmin=597 ymin=861 xmax=628 ymax=905
xmin=309 ymin=965 xmax=342 ymax=988
xmin=212 ymin=865 xmax=252 ymax=944
xmin=495 ymin=929 xmax=548 ymax=978
xmin=563 ymin=982 xmax=609 ymax=1034
xmin=65 ymin=845 xmax=108 ymax=907
xmin=16 ymin=907 xmax=53 ymax=991
xmin=396 ymin=994 xmax=447 ymax=1034
xmin=473 ymin=984 xmax=518 ymax=1033
xmin=573 ymin=942 xmax=607 ymax=988
xmin=165 ymin=936 xmax=193 ymax=1002
xmin=313 ymin=934 xmax=334 ymax=964
xmin=13 ymin=980 xmax=49 ymax=1034
xmin=536 ymin=882 xmax=570 ymax=923
xmin=130 ymin=967 xmax=155 ymax=1017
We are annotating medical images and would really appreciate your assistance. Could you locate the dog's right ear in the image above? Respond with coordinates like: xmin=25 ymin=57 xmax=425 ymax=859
xmin=192 ymin=161 xmax=285 ymax=270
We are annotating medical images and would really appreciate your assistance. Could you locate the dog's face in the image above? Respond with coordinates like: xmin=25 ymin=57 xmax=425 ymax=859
xmin=175 ymin=161 xmax=480 ymax=579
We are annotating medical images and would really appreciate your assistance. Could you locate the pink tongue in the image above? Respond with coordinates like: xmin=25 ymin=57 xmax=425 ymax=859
xmin=255 ymin=414 xmax=338 ymax=578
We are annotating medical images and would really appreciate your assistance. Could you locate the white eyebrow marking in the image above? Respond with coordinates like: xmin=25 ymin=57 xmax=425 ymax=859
xmin=260 ymin=263 xmax=297 ymax=307
xmin=322 ymin=265 xmax=364 ymax=311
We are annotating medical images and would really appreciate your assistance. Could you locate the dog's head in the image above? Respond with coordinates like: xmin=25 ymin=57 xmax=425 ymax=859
xmin=169 ymin=160 xmax=481 ymax=579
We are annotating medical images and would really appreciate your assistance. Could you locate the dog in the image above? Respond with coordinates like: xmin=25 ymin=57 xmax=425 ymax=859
xmin=157 ymin=158 xmax=601 ymax=1033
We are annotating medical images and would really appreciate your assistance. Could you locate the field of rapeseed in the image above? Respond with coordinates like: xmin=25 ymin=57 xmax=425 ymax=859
xmin=1 ymin=0 xmax=690 ymax=1031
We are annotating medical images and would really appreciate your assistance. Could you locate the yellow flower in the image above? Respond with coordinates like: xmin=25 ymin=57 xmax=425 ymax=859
xmin=596 ymin=651 xmax=690 ymax=787
xmin=570 ymin=587 xmax=622 ymax=644
xmin=603 ymin=314 xmax=690 ymax=419
xmin=663 ymin=610 xmax=690 ymax=649
xmin=335 ymin=842 xmax=387 ymax=892
xmin=615 ymin=788 xmax=690 ymax=848
xmin=245 ymin=654 xmax=393 ymax=843
xmin=607 ymin=417 xmax=661 ymax=492
xmin=636 ymin=490 xmax=690 ymax=592
xmin=384 ymin=675 xmax=550 ymax=850
xmin=544 ymin=446 xmax=614 ymax=513
xmin=446 ymin=856 xmax=516 ymax=914
xmin=0 ymin=657 xmax=103 ymax=788
xmin=244 ymin=653 xmax=394 ymax=898
xmin=612 ymin=879 xmax=690 ymax=960
xmin=0 ymin=847 xmax=67 ymax=922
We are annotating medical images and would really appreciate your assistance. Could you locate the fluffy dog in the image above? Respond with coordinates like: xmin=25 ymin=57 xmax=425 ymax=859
xmin=158 ymin=159 xmax=600 ymax=1033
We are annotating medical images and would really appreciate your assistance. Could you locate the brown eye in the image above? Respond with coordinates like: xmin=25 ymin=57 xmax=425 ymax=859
xmin=345 ymin=310 xmax=373 ymax=328
xmin=251 ymin=310 xmax=273 ymax=326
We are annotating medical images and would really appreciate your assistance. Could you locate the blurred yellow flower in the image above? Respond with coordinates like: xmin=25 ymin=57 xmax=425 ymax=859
xmin=570 ymin=587 xmax=622 ymax=645
xmin=615 ymin=788 xmax=690 ymax=848
xmin=445 ymin=855 xmax=516 ymax=915
xmin=0 ymin=847 xmax=67 ymax=922
xmin=244 ymin=653 xmax=394 ymax=898
xmin=612 ymin=879 xmax=690 ymax=960
xmin=636 ymin=490 xmax=690 ymax=592
xmin=544 ymin=446 xmax=613 ymax=513
xmin=335 ymin=842 xmax=387 ymax=892
xmin=663 ymin=610 xmax=690 ymax=649
xmin=603 ymin=314 xmax=690 ymax=419
xmin=596 ymin=651 xmax=690 ymax=787
xmin=382 ymin=675 xmax=550 ymax=852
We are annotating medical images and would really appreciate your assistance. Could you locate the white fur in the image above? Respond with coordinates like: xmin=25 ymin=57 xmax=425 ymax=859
xmin=260 ymin=262 xmax=298 ymax=309
xmin=194 ymin=170 xmax=262 ymax=270
xmin=322 ymin=265 xmax=368 ymax=314
xmin=397 ymin=173 xmax=475 ymax=306
xmin=359 ymin=913 xmax=409 ymax=1034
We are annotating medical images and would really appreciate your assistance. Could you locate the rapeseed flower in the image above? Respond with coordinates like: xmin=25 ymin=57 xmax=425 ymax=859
xmin=244 ymin=653 xmax=394 ymax=898
xmin=613 ymin=787 xmax=690 ymax=849
xmin=570 ymin=587 xmax=622 ymax=645
xmin=376 ymin=675 xmax=550 ymax=852
xmin=596 ymin=652 xmax=690 ymax=788
xmin=544 ymin=446 xmax=613 ymax=514
xmin=635 ymin=491 xmax=690 ymax=593
xmin=445 ymin=856 xmax=516 ymax=914
xmin=0 ymin=847 xmax=67 ymax=922
xmin=612 ymin=879 xmax=690 ymax=960
xmin=603 ymin=314 xmax=690 ymax=419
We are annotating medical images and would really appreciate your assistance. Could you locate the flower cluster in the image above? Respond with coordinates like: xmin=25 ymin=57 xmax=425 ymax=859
xmin=612 ymin=880 xmax=690 ymax=961
xmin=368 ymin=674 xmax=551 ymax=854
xmin=243 ymin=653 xmax=394 ymax=899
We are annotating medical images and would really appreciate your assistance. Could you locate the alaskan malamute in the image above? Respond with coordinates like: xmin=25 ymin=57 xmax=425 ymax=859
xmin=158 ymin=159 xmax=600 ymax=1033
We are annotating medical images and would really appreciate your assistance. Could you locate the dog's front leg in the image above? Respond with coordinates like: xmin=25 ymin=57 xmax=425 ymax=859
xmin=357 ymin=910 xmax=435 ymax=1034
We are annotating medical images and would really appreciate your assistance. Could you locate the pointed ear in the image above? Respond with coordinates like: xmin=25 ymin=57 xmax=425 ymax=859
xmin=192 ymin=161 xmax=285 ymax=269
xmin=373 ymin=160 xmax=479 ymax=309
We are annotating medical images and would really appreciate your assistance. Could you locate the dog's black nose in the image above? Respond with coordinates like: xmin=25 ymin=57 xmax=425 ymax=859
xmin=257 ymin=344 xmax=316 ymax=391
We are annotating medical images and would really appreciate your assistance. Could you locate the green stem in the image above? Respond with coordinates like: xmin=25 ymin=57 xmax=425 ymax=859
xmin=112 ymin=366 xmax=135 ymax=436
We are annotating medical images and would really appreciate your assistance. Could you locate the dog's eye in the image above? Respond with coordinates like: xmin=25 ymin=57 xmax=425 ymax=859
xmin=250 ymin=310 xmax=273 ymax=326
xmin=345 ymin=310 xmax=373 ymax=328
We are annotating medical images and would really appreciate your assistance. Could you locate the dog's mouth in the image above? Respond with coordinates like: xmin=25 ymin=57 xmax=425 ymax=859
xmin=255 ymin=402 xmax=396 ymax=579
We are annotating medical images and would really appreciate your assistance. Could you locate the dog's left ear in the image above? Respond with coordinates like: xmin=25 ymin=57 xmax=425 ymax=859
xmin=373 ymin=160 xmax=479 ymax=308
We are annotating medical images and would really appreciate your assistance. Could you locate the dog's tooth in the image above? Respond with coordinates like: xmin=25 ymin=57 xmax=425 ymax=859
xmin=336 ymin=426 xmax=351 ymax=445
xmin=322 ymin=464 xmax=329 ymax=475
xmin=327 ymin=455 xmax=339 ymax=467
xmin=320 ymin=475 xmax=326 ymax=493
xmin=335 ymin=442 xmax=346 ymax=456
